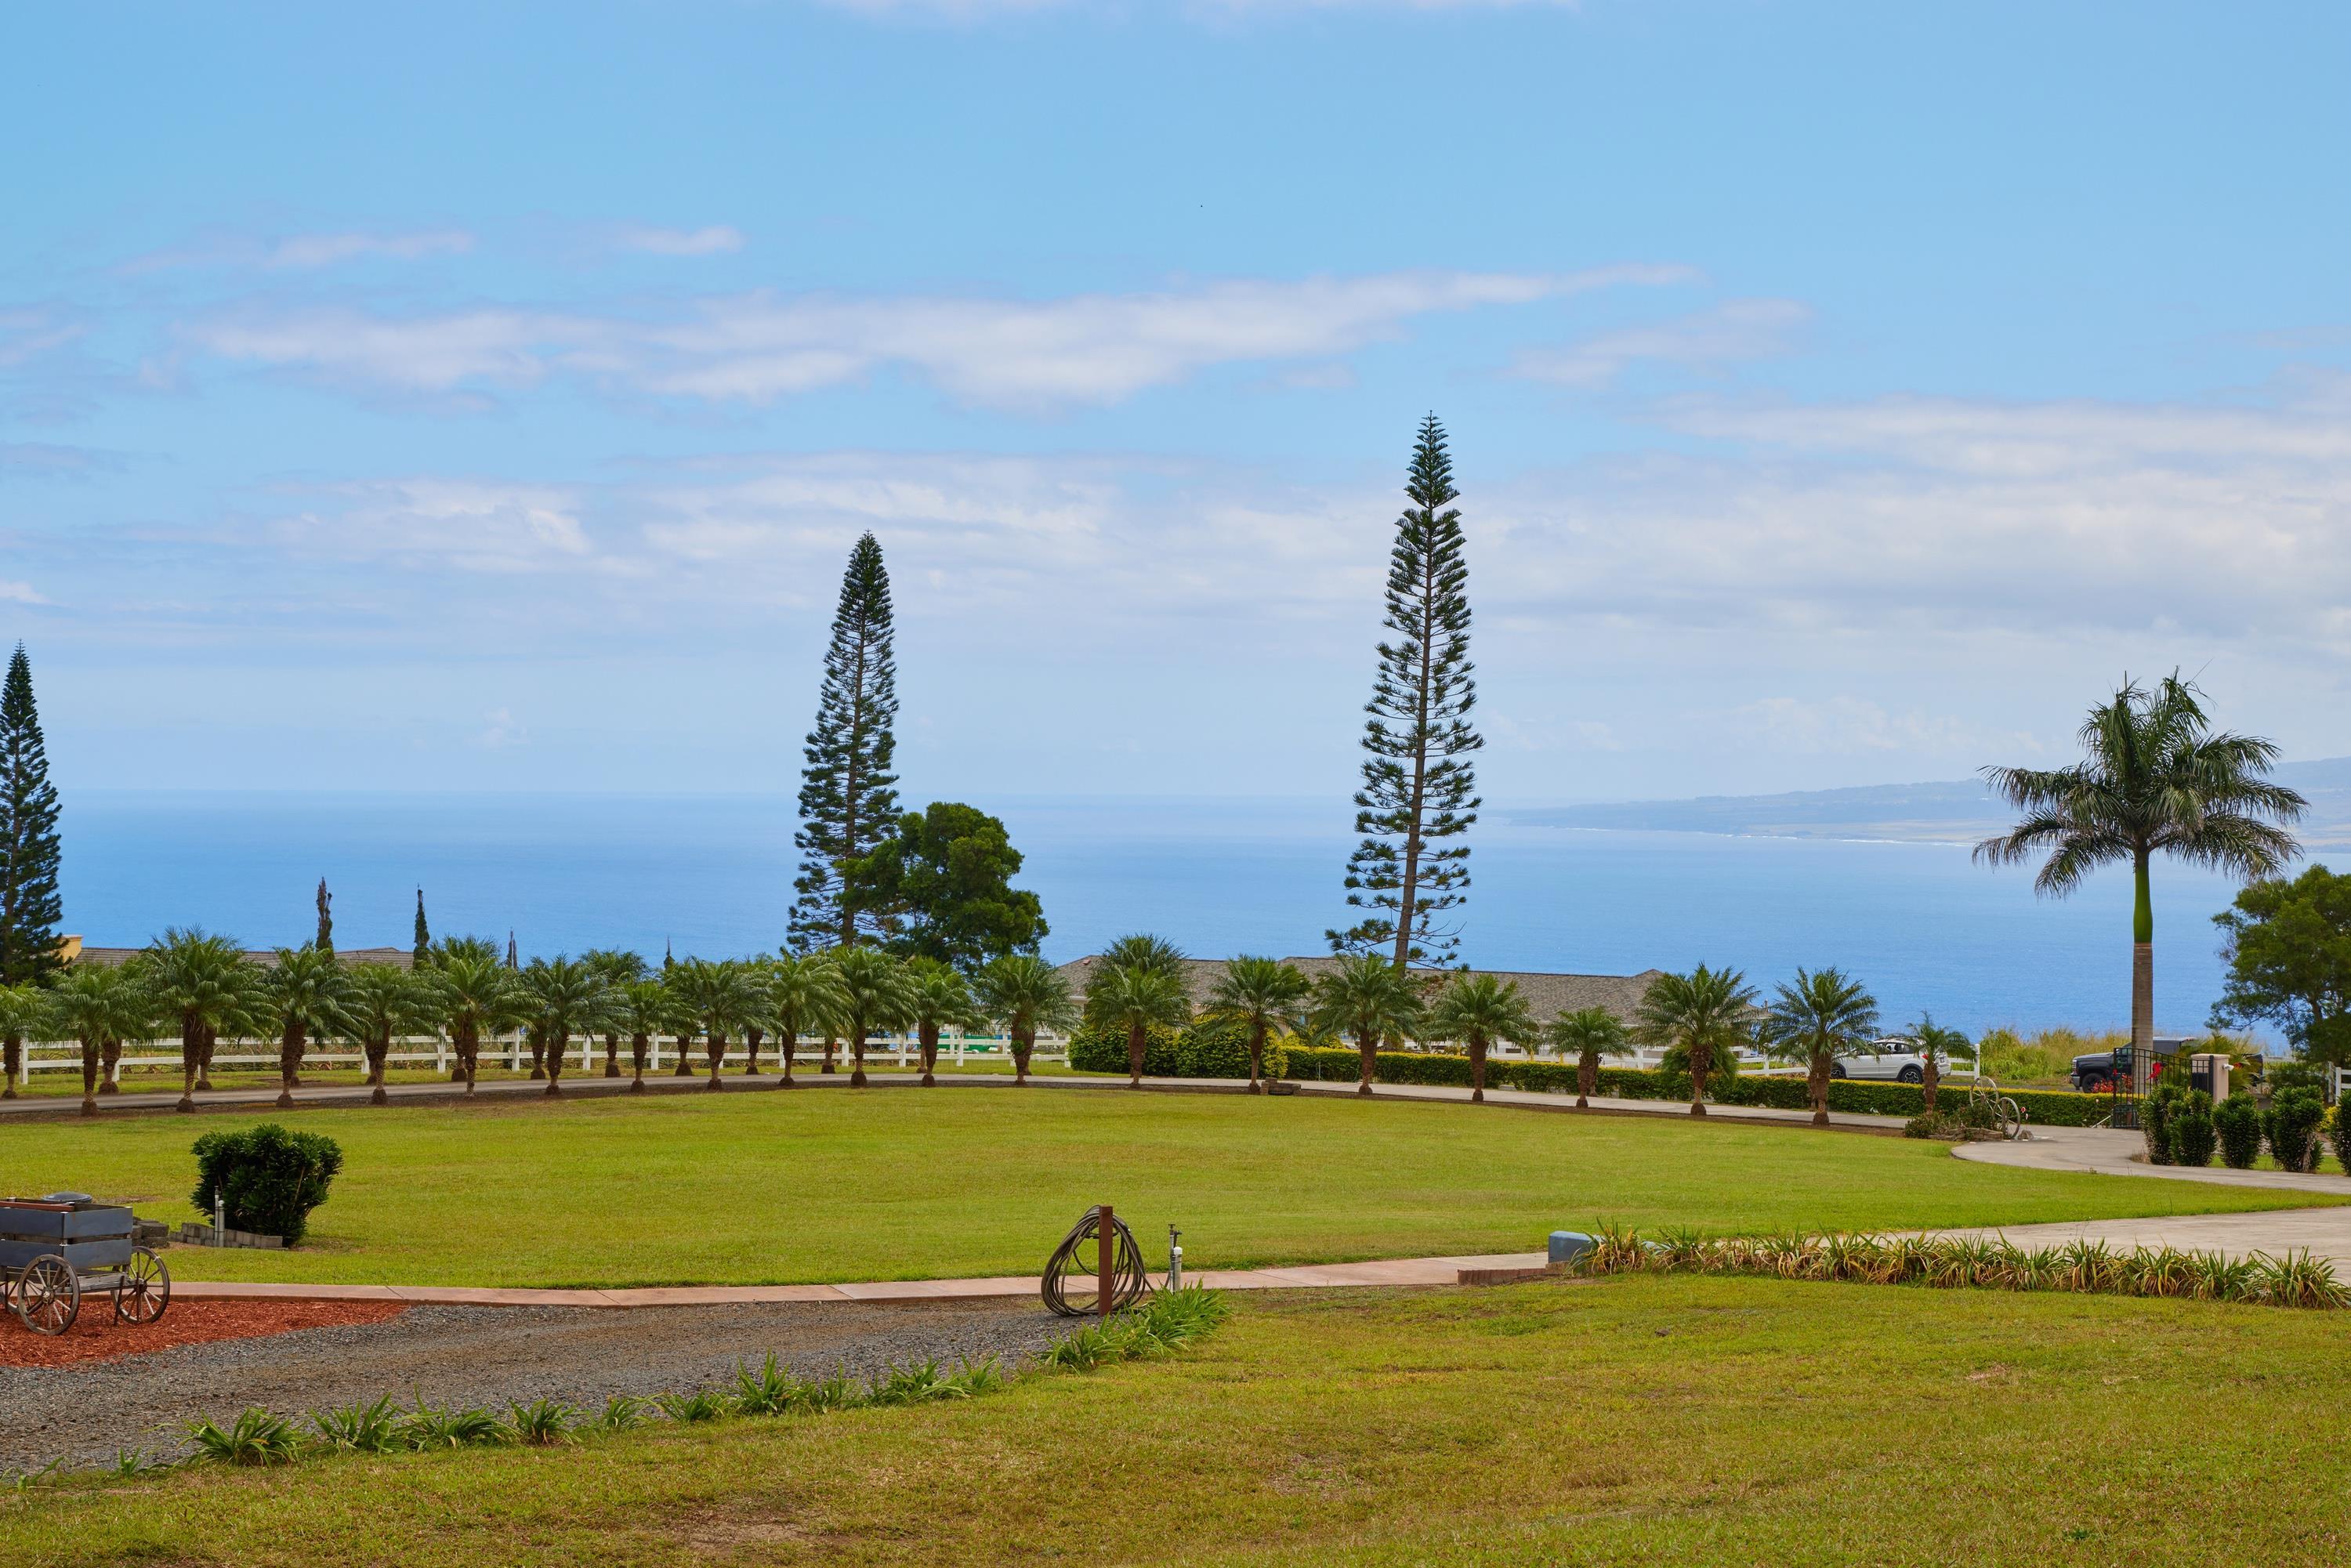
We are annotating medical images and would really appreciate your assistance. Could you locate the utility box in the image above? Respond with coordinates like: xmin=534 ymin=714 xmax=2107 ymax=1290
xmin=1549 ymin=1230 xmax=1595 ymax=1268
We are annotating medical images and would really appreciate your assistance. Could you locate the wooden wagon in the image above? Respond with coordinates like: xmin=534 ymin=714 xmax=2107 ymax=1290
xmin=0 ymin=1195 xmax=170 ymax=1336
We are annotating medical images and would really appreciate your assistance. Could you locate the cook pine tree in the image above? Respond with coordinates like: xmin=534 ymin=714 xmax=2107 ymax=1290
xmin=1328 ymin=415 xmax=1483 ymax=969
xmin=0 ymin=643 xmax=61 ymax=986
xmin=412 ymin=888 xmax=431 ymax=965
xmin=792 ymin=531 xmax=902 ymax=951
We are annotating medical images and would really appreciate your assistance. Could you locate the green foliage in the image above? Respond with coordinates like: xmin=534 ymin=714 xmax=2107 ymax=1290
xmin=792 ymin=531 xmax=900 ymax=951
xmin=2265 ymin=1087 xmax=2326 ymax=1173
xmin=503 ymin=1398 xmax=579 ymax=1447
xmin=2143 ymin=1079 xmax=2183 ymax=1165
xmin=1635 ymin=965 xmax=1760 ymax=1101
xmin=843 ymin=801 xmax=1046 ymax=971
xmin=1067 ymin=1016 xmax=1183 ymax=1075
xmin=1329 ymin=415 xmax=1481 ymax=966
xmin=655 ymin=1389 xmax=734 ymax=1424
xmin=2210 ymin=864 xmax=2351 ymax=1063
xmin=183 ymin=1407 xmax=303 ymax=1466
xmin=1081 ymin=954 xmax=1191 ymax=1078
xmin=399 ymin=1400 xmax=506 ymax=1450
xmin=190 ymin=1122 xmax=344 ymax=1243
xmin=2171 ymin=1090 xmax=2218 ymax=1168
xmin=0 ymin=644 xmax=62 ymax=985
xmin=1425 ymin=972 xmax=1538 ymax=1076
xmin=2215 ymin=1092 xmax=2265 ymax=1168
xmin=412 ymin=889 xmax=431 ymax=967
xmin=307 ymin=1395 xmax=404 ymax=1454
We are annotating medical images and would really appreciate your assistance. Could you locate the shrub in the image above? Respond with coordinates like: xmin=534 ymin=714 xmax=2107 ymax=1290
xmin=1174 ymin=1016 xmax=1287 ymax=1081
xmin=2141 ymin=1081 xmax=2181 ymax=1165
xmin=2331 ymin=1103 xmax=2351 ymax=1176
xmin=2169 ymin=1089 xmax=2218 ymax=1168
xmin=1904 ymin=1110 xmax=1963 ymax=1141
xmin=1066 ymin=1018 xmax=1183 ymax=1076
xmin=190 ymin=1123 xmax=344 ymax=1244
xmin=2266 ymin=1088 xmax=2327 ymax=1173
xmin=2215 ymin=1092 xmax=2264 ymax=1168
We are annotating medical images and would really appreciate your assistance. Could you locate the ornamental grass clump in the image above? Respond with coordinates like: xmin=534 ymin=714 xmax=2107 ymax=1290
xmin=183 ymin=1408 xmax=303 ymax=1467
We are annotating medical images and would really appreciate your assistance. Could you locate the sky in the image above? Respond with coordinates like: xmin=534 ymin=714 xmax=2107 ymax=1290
xmin=5 ymin=1 xmax=2349 ymax=806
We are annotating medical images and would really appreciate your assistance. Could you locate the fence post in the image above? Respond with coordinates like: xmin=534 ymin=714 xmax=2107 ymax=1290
xmin=1096 ymin=1204 xmax=1114 ymax=1321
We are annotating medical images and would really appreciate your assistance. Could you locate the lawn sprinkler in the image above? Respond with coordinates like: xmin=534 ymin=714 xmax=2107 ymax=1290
xmin=1167 ymin=1224 xmax=1183 ymax=1290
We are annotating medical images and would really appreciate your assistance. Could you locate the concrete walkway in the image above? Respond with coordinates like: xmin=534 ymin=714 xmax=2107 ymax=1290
xmin=1954 ymin=1121 xmax=2351 ymax=1195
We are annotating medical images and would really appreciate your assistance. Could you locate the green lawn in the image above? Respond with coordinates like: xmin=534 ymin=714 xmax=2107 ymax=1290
xmin=5 ymin=1054 xmax=1067 ymax=1098
xmin=9 ymin=1276 xmax=2349 ymax=1565
xmin=0 ymin=1089 xmax=2333 ymax=1288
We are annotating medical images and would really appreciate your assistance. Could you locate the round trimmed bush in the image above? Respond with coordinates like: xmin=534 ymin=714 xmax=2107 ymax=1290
xmin=190 ymin=1122 xmax=343 ymax=1244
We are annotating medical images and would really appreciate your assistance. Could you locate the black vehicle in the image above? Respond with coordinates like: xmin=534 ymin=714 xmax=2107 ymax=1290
xmin=2070 ymin=1051 xmax=2121 ymax=1093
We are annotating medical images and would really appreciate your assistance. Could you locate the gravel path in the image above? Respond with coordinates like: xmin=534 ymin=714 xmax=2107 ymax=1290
xmin=0 ymin=1298 xmax=1063 ymax=1472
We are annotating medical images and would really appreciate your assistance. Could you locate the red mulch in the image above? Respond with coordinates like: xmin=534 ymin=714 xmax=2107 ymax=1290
xmin=0 ymin=1298 xmax=409 ymax=1369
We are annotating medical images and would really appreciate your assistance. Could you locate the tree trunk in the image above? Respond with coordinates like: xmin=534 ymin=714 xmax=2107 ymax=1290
xmin=1 ymin=1031 xmax=16 ymax=1099
xmin=1577 ymin=1048 xmax=1597 ymax=1110
xmin=673 ymin=1031 xmax=696 ymax=1075
xmin=603 ymin=1032 xmax=621 ymax=1078
xmin=1357 ymin=1032 xmax=1377 ymax=1097
xmin=742 ymin=1026 xmax=763 ymax=1076
xmin=458 ymin=1023 xmax=480 ymax=1093
xmin=368 ymin=1031 xmax=390 ymax=1104
xmin=822 ymin=1035 xmax=839 ymax=1074
xmin=2132 ymin=849 xmax=2155 ymax=1092
xmin=705 ymin=1030 xmax=726 ymax=1088
xmin=1469 ymin=1037 xmax=1487 ymax=1103
xmin=1808 ymin=1049 xmax=1830 ymax=1127
xmin=778 ymin=1028 xmax=796 ymax=1087
xmin=1922 ymin=1056 xmax=1940 ymax=1115
xmin=545 ymin=1029 xmax=567 ymax=1096
xmin=79 ymin=1039 xmax=98 ymax=1115
xmin=277 ymin=1023 xmax=304 ymax=1108
xmin=178 ymin=1017 xmax=201 ymax=1112
xmin=1012 ymin=1028 xmax=1034 ymax=1085
xmin=527 ymin=1027 xmax=546 ymax=1081
xmin=99 ymin=1036 xmax=121 ymax=1095
xmin=851 ymin=1024 xmax=869 ymax=1087
xmin=1688 ymin=1040 xmax=1710 ymax=1117
xmin=629 ymin=1030 xmax=649 ymax=1092
xmin=1126 ymin=1022 xmax=1146 ymax=1087
xmin=196 ymin=1025 xmax=216 ymax=1092
xmin=1248 ymin=1023 xmax=1266 ymax=1093
xmin=919 ymin=1022 xmax=940 ymax=1087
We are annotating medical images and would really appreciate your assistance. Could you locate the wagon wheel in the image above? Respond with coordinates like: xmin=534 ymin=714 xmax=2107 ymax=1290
xmin=114 ymin=1246 xmax=170 ymax=1325
xmin=14 ymin=1254 xmax=80 ymax=1336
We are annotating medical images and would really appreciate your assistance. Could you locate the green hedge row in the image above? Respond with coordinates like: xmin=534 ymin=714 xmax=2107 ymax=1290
xmin=1255 ymin=1046 xmax=2116 ymax=1126
xmin=1065 ymin=1017 xmax=1286 ymax=1080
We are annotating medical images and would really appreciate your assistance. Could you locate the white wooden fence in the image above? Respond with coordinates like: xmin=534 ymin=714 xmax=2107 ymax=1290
xmin=13 ymin=1029 xmax=1070 ymax=1086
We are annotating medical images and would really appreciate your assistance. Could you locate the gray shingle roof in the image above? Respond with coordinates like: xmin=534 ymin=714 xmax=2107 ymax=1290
xmin=72 ymin=946 xmax=415 ymax=971
xmin=1054 ymin=954 xmax=1661 ymax=1027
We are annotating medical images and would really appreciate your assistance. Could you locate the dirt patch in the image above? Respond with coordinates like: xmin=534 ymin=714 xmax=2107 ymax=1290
xmin=0 ymin=1299 xmax=408 ymax=1370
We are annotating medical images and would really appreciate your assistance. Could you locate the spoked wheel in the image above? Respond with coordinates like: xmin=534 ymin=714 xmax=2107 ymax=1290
xmin=14 ymin=1254 xmax=81 ymax=1336
xmin=114 ymin=1246 xmax=170 ymax=1324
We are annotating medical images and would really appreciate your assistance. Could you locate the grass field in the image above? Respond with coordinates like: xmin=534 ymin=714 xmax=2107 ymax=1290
xmin=8 ymin=1276 xmax=2349 ymax=1565
xmin=0 ymin=1089 xmax=2333 ymax=1287
xmin=4 ymin=1053 xmax=1068 ymax=1098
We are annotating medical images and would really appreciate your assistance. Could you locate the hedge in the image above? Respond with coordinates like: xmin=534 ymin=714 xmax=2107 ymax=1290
xmin=190 ymin=1122 xmax=344 ymax=1244
xmin=1066 ymin=1016 xmax=1287 ymax=1081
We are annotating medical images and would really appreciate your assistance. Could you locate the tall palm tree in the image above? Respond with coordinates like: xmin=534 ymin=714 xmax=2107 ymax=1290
xmin=973 ymin=954 xmax=1075 ymax=1085
xmin=1426 ymin=972 xmax=1538 ymax=1103
xmin=581 ymin=950 xmax=646 ymax=1077
xmin=831 ymin=945 xmax=915 ymax=1087
xmin=1762 ymin=966 xmax=1879 ymax=1127
xmin=143 ymin=928 xmax=260 ymax=1112
xmin=340 ymin=963 xmax=433 ymax=1104
xmin=1634 ymin=964 xmax=1759 ymax=1117
xmin=426 ymin=951 xmax=521 ymax=1092
xmin=613 ymin=977 xmax=675 ymax=1092
xmin=518 ymin=955 xmax=618 ymax=1097
xmin=1547 ymin=1005 xmax=1626 ymax=1110
xmin=1311 ymin=952 xmax=1425 ymax=1097
xmin=903 ymin=958 xmax=976 ymax=1087
xmin=50 ymin=962 xmax=154 ymax=1116
xmin=1976 ymin=674 xmax=2304 ymax=1075
xmin=263 ymin=945 xmax=354 ymax=1110
xmin=1085 ymin=960 xmax=1191 ymax=1088
xmin=0 ymin=981 xmax=45 ymax=1100
xmin=1911 ymin=1012 xmax=1974 ymax=1114
xmin=764 ymin=951 xmax=845 ymax=1088
xmin=1204 ymin=955 xmax=1311 ymax=1093
xmin=669 ymin=958 xmax=762 ymax=1090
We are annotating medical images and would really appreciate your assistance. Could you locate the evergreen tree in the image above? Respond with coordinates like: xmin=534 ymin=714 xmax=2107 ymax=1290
xmin=412 ymin=888 xmax=431 ymax=966
xmin=1328 ymin=416 xmax=1483 ymax=968
xmin=792 ymin=531 xmax=901 ymax=951
xmin=314 ymin=878 xmax=334 ymax=955
xmin=0 ymin=644 xmax=63 ymax=985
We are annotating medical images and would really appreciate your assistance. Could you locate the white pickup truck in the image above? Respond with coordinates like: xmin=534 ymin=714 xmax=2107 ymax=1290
xmin=1830 ymin=1037 xmax=1936 ymax=1085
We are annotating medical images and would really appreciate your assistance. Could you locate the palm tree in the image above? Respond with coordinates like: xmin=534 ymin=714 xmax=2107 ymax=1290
xmin=0 ymin=982 xmax=45 ymax=1100
xmin=143 ymin=928 xmax=259 ymax=1112
xmin=582 ymin=950 xmax=646 ymax=1077
xmin=1204 ymin=955 xmax=1311 ymax=1093
xmin=904 ymin=958 xmax=976 ymax=1087
xmin=831 ymin=945 xmax=915 ymax=1087
xmin=1634 ymin=964 xmax=1760 ymax=1117
xmin=1547 ymin=1005 xmax=1626 ymax=1109
xmin=426 ymin=951 xmax=521 ymax=1092
xmin=518 ymin=955 xmax=618 ymax=1097
xmin=1976 ymin=674 xmax=2304 ymax=1074
xmin=615 ymin=977 xmax=675 ymax=1092
xmin=1099 ymin=932 xmax=1186 ymax=979
xmin=973 ymin=954 xmax=1076 ymax=1085
xmin=1911 ymin=1012 xmax=1974 ymax=1114
xmin=263 ymin=946 xmax=354 ymax=1109
xmin=50 ymin=962 xmax=153 ymax=1116
xmin=1762 ymin=966 xmax=1879 ymax=1127
xmin=340 ymin=963 xmax=433 ymax=1104
xmin=1085 ymin=960 xmax=1191 ymax=1088
xmin=1311 ymin=952 xmax=1425 ymax=1097
xmin=764 ymin=951 xmax=844 ymax=1088
xmin=669 ymin=958 xmax=762 ymax=1090
xmin=1426 ymin=972 xmax=1538 ymax=1103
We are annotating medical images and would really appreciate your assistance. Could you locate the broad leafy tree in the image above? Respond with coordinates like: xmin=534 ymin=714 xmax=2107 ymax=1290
xmin=1310 ymin=952 xmax=1426 ymax=1097
xmin=843 ymin=802 xmax=1046 ymax=970
xmin=1976 ymin=674 xmax=2302 ymax=1071
xmin=1762 ymin=966 xmax=1879 ymax=1126
xmin=1330 ymin=416 xmax=1483 ymax=968
xmin=0 ymin=645 xmax=63 ymax=986
xmin=830 ymin=944 xmax=914 ymax=1087
xmin=1426 ymin=971 xmax=1537 ymax=1103
xmin=1547 ymin=1005 xmax=1626 ymax=1109
xmin=144 ymin=927 xmax=261 ymax=1111
xmin=51 ymin=961 xmax=154 ymax=1116
xmin=1204 ymin=955 xmax=1311 ymax=1093
xmin=1635 ymin=965 xmax=1760 ymax=1117
xmin=2210 ymin=864 xmax=2351 ymax=1066
xmin=792 ymin=532 xmax=901 ymax=951
xmin=263 ymin=945 xmax=354 ymax=1108
xmin=973 ymin=953 xmax=1076 ymax=1085
xmin=904 ymin=957 xmax=976 ymax=1086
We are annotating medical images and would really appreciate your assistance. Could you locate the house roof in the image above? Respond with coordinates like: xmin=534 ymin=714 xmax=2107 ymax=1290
xmin=70 ymin=946 xmax=415 ymax=971
xmin=1053 ymin=954 xmax=1661 ymax=1026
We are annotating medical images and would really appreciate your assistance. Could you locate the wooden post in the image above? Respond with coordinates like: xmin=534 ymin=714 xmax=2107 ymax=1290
xmin=1096 ymin=1203 xmax=1114 ymax=1321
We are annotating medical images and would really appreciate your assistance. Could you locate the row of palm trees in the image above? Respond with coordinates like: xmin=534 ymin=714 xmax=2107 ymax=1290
xmin=5 ymin=932 xmax=1085 ymax=1117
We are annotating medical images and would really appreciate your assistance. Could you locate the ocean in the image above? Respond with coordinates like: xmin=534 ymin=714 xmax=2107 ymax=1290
xmin=62 ymin=791 xmax=2254 ymax=1040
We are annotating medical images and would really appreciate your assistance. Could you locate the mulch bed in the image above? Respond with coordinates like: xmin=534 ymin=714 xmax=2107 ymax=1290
xmin=0 ymin=1298 xmax=409 ymax=1369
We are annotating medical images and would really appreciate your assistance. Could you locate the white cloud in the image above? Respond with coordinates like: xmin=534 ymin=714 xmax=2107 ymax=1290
xmin=614 ymin=225 xmax=745 ymax=257
xmin=0 ymin=581 xmax=50 ymax=607
xmin=1726 ymin=697 xmax=2029 ymax=759
xmin=265 ymin=479 xmax=596 ymax=574
xmin=0 ymin=311 xmax=83 ymax=369
xmin=181 ymin=265 xmax=1694 ymax=407
xmin=1513 ymin=298 xmax=1809 ymax=388
xmin=125 ymin=230 xmax=473 ymax=273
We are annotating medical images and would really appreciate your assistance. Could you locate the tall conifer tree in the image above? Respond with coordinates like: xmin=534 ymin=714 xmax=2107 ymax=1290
xmin=1328 ymin=416 xmax=1483 ymax=968
xmin=412 ymin=888 xmax=431 ymax=965
xmin=792 ymin=532 xmax=901 ymax=950
xmin=0 ymin=645 xmax=62 ymax=985
xmin=314 ymin=878 xmax=334 ymax=954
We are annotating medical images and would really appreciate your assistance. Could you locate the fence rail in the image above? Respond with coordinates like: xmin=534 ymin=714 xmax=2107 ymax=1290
xmin=13 ymin=1031 xmax=1070 ymax=1085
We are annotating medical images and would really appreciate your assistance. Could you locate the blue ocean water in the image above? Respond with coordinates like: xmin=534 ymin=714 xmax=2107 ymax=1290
xmin=62 ymin=791 xmax=2249 ymax=1039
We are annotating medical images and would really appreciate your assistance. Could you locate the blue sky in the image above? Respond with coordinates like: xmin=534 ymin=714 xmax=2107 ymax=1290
xmin=5 ymin=1 xmax=2349 ymax=804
